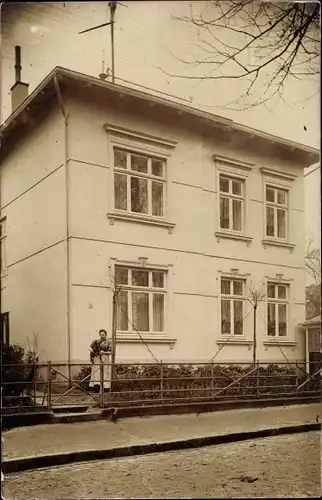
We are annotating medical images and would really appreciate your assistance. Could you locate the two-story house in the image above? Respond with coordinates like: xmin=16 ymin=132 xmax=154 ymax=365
xmin=0 ymin=66 xmax=319 ymax=366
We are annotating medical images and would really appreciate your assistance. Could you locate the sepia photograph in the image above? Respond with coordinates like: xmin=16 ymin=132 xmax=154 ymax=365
xmin=0 ymin=1 xmax=320 ymax=498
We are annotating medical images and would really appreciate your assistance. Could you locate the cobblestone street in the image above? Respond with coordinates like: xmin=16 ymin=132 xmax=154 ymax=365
xmin=4 ymin=431 xmax=321 ymax=499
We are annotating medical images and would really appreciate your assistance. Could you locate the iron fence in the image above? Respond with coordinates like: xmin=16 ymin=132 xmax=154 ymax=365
xmin=1 ymin=360 xmax=321 ymax=414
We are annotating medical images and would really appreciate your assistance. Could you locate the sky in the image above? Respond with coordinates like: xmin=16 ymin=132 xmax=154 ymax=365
xmin=0 ymin=1 xmax=320 ymax=149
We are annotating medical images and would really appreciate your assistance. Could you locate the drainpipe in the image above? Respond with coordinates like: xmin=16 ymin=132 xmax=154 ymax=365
xmin=53 ymin=76 xmax=72 ymax=383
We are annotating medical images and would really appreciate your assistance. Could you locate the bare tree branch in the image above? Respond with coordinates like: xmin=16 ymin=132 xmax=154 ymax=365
xmin=166 ymin=1 xmax=320 ymax=109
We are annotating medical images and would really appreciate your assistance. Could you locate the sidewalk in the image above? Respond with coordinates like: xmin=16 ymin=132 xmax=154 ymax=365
xmin=3 ymin=403 xmax=321 ymax=467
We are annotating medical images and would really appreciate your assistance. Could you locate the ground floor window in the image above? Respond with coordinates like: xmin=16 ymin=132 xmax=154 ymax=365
xmin=221 ymin=278 xmax=244 ymax=335
xmin=115 ymin=266 xmax=166 ymax=333
xmin=0 ymin=312 xmax=10 ymax=345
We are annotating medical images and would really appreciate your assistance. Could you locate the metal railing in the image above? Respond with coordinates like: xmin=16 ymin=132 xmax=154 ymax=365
xmin=1 ymin=361 xmax=321 ymax=414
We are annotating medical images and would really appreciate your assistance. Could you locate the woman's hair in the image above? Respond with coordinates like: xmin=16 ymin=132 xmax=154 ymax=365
xmin=99 ymin=329 xmax=107 ymax=335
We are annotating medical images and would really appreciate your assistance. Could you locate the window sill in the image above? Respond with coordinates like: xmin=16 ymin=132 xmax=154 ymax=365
xmin=116 ymin=333 xmax=177 ymax=346
xmin=262 ymin=239 xmax=295 ymax=251
xmin=263 ymin=339 xmax=297 ymax=351
xmin=216 ymin=338 xmax=253 ymax=351
xmin=107 ymin=212 xmax=175 ymax=234
xmin=215 ymin=231 xmax=252 ymax=246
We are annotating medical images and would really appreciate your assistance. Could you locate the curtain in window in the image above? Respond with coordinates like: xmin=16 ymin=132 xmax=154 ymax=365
xmin=234 ymin=300 xmax=243 ymax=334
xmin=152 ymin=182 xmax=163 ymax=216
xmin=266 ymin=207 xmax=275 ymax=236
xmin=278 ymin=304 xmax=287 ymax=336
xmin=116 ymin=290 xmax=128 ymax=331
xmin=267 ymin=303 xmax=276 ymax=335
xmin=277 ymin=209 xmax=286 ymax=238
xmin=131 ymin=177 xmax=148 ymax=214
xmin=232 ymin=199 xmax=242 ymax=231
xmin=132 ymin=292 xmax=149 ymax=331
xmin=153 ymin=294 xmax=164 ymax=332
xmin=114 ymin=173 xmax=127 ymax=210
xmin=221 ymin=299 xmax=231 ymax=334
xmin=220 ymin=197 xmax=229 ymax=229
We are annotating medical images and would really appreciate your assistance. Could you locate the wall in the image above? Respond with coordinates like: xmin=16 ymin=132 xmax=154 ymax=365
xmin=67 ymin=96 xmax=307 ymax=364
xmin=304 ymin=164 xmax=321 ymax=285
xmin=0 ymin=106 xmax=68 ymax=362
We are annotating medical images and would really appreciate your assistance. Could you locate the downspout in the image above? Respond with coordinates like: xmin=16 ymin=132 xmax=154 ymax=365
xmin=53 ymin=76 xmax=72 ymax=382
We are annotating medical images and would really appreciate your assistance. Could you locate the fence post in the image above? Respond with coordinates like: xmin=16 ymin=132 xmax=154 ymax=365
xmin=100 ymin=360 xmax=104 ymax=409
xmin=211 ymin=362 xmax=214 ymax=394
xmin=295 ymin=362 xmax=299 ymax=395
xmin=256 ymin=362 xmax=260 ymax=398
xmin=160 ymin=362 xmax=164 ymax=402
xmin=47 ymin=361 xmax=52 ymax=411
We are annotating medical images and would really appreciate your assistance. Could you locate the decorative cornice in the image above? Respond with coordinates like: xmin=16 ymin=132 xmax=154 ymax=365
xmin=262 ymin=239 xmax=295 ymax=252
xmin=104 ymin=123 xmax=177 ymax=149
xmin=261 ymin=167 xmax=297 ymax=181
xmin=213 ymin=154 xmax=255 ymax=171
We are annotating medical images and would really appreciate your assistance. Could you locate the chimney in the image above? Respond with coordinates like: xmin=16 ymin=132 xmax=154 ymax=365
xmin=10 ymin=46 xmax=29 ymax=112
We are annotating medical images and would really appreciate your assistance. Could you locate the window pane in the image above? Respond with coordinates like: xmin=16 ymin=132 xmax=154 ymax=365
xmin=266 ymin=207 xmax=275 ymax=236
xmin=116 ymin=290 xmax=128 ymax=331
xmin=219 ymin=176 xmax=229 ymax=193
xmin=220 ymin=197 xmax=230 ymax=229
xmin=131 ymin=177 xmax=148 ymax=214
xmin=114 ymin=174 xmax=127 ymax=210
xmin=277 ymin=209 xmax=286 ymax=238
xmin=267 ymin=284 xmax=275 ymax=298
xmin=267 ymin=303 xmax=276 ymax=336
xmin=234 ymin=300 xmax=243 ymax=335
xmin=233 ymin=281 xmax=243 ymax=296
xmin=152 ymin=271 xmax=164 ymax=288
xmin=132 ymin=269 xmax=149 ymax=287
xmin=221 ymin=279 xmax=231 ymax=295
xmin=277 ymin=189 xmax=287 ymax=206
xmin=153 ymin=294 xmax=164 ymax=332
xmin=131 ymin=154 xmax=148 ymax=173
xmin=152 ymin=181 xmax=163 ymax=217
xmin=266 ymin=187 xmax=275 ymax=203
xmin=221 ymin=299 xmax=231 ymax=334
xmin=0 ymin=221 xmax=5 ymax=238
xmin=232 ymin=180 xmax=242 ymax=196
xmin=114 ymin=149 xmax=127 ymax=169
xmin=0 ymin=240 xmax=5 ymax=271
xmin=278 ymin=285 xmax=287 ymax=299
xmin=132 ymin=292 xmax=149 ymax=331
xmin=232 ymin=199 xmax=242 ymax=231
xmin=115 ymin=267 xmax=128 ymax=285
xmin=151 ymin=159 xmax=164 ymax=177
xmin=278 ymin=304 xmax=287 ymax=336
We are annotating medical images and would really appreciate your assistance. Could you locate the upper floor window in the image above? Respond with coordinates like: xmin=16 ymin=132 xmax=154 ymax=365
xmin=267 ymin=282 xmax=288 ymax=337
xmin=265 ymin=186 xmax=288 ymax=239
xmin=221 ymin=278 xmax=244 ymax=335
xmin=113 ymin=148 xmax=165 ymax=217
xmin=115 ymin=266 xmax=166 ymax=333
xmin=219 ymin=175 xmax=244 ymax=232
xmin=0 ymin=217 xmax=7 ymax=276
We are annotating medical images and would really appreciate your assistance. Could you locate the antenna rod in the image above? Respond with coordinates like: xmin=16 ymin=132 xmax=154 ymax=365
xmin=110 ymin=1 xmax=116 ymax=83
xmin=15 ymin=45 xmax=22 ymax=83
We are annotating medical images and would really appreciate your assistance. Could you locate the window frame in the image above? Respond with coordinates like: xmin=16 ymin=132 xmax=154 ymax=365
xmin=113 ymin=147 xmax=167 ymax=219
xmin=220 ymin=277 xmax=246 ymax=336
xmin=264 ymin=184 xmax=289 ymax=241
xmin=0 ymin=217 xmax=7 ymax=277
xmin=266 ymin=281 xmax=289 ymax=338
xmin=219 ymin=174 xmax=245 ymax=233
xmin=114 ymin=265 xmax=167 ymax=335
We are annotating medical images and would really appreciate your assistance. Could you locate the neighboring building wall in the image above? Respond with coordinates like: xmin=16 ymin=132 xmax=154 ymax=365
xmin=0 ymin=106 xmax=68 ymax=362
xmin=66 ymin=96 xmax=307 ymax=364
xmin=304 ymin=164 xmax=321 ymax=285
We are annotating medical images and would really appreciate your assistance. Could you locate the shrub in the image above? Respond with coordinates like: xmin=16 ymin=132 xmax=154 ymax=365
xmin=1 ymin=343 xmax=40 ymax=412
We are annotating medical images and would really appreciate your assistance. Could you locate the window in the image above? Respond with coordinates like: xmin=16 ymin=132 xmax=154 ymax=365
xmin=265 ymin=186 xmax=288 ymax=239
xmin=0 ymin=218 xmax=7 ymax=275
xmin=219 ymin=175 xmax=244 ymax=232
xmin=114 ymin=148 xmax=166 ymax=217
xmin=221 ymin=278 xmax=244 ymax=335
xmin=267 ymin=282 xmax=288 ymax=337
xmin=1 ymin=312 xmax=10 ymax=345
xmin=115 ymin=266 xmax=166 ymax=333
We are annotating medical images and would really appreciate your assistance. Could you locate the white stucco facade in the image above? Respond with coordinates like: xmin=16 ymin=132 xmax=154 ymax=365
xmin=0 ymin=70 xmax=318 ymax=365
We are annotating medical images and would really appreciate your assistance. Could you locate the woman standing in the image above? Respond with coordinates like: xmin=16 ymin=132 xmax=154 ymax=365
xmin=89 ymin=329 xmax=112 ymax=393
